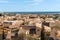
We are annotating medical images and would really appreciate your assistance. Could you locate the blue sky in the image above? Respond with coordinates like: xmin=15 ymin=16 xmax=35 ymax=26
xmin=0 ymin=0 xmax=60 ymax=12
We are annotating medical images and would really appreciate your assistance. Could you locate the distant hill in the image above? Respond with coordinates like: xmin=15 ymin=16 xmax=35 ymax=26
xmin=0 ymin=12 xmax=60 ymax=14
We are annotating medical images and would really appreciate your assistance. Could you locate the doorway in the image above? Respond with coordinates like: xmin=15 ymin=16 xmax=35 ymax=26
xmin=29 ymin=28 xmax=36 ymax=34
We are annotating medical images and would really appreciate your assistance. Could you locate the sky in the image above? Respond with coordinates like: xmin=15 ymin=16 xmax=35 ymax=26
xmin=0 ymin=0 xmax=60 ymax=12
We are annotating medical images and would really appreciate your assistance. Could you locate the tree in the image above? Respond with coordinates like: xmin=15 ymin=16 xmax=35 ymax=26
xmin=41 ymin=21 xmax=47 ymax=40
xmin=18 ymin=33 xmax=26 ymax=40
xmin=0 ymin=14 xmax=2 ymax=16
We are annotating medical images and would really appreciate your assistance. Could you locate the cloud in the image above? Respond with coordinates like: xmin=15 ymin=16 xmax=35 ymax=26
xmin=24 ymin=0 xmax=43 ymax=2
xmin=24 ymin=0 xmax=43 ymax=5
xmin=0 ymin=0 xmax=9 ymax=3
xmin=32 ymin=0 xmax=43 ymax=5
xmin=33 ymin=0 xmax=43 ymax=3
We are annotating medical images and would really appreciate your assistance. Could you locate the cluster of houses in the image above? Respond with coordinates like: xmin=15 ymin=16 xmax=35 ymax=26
xmin=0 ymin=14 xmax=60 ymax=40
